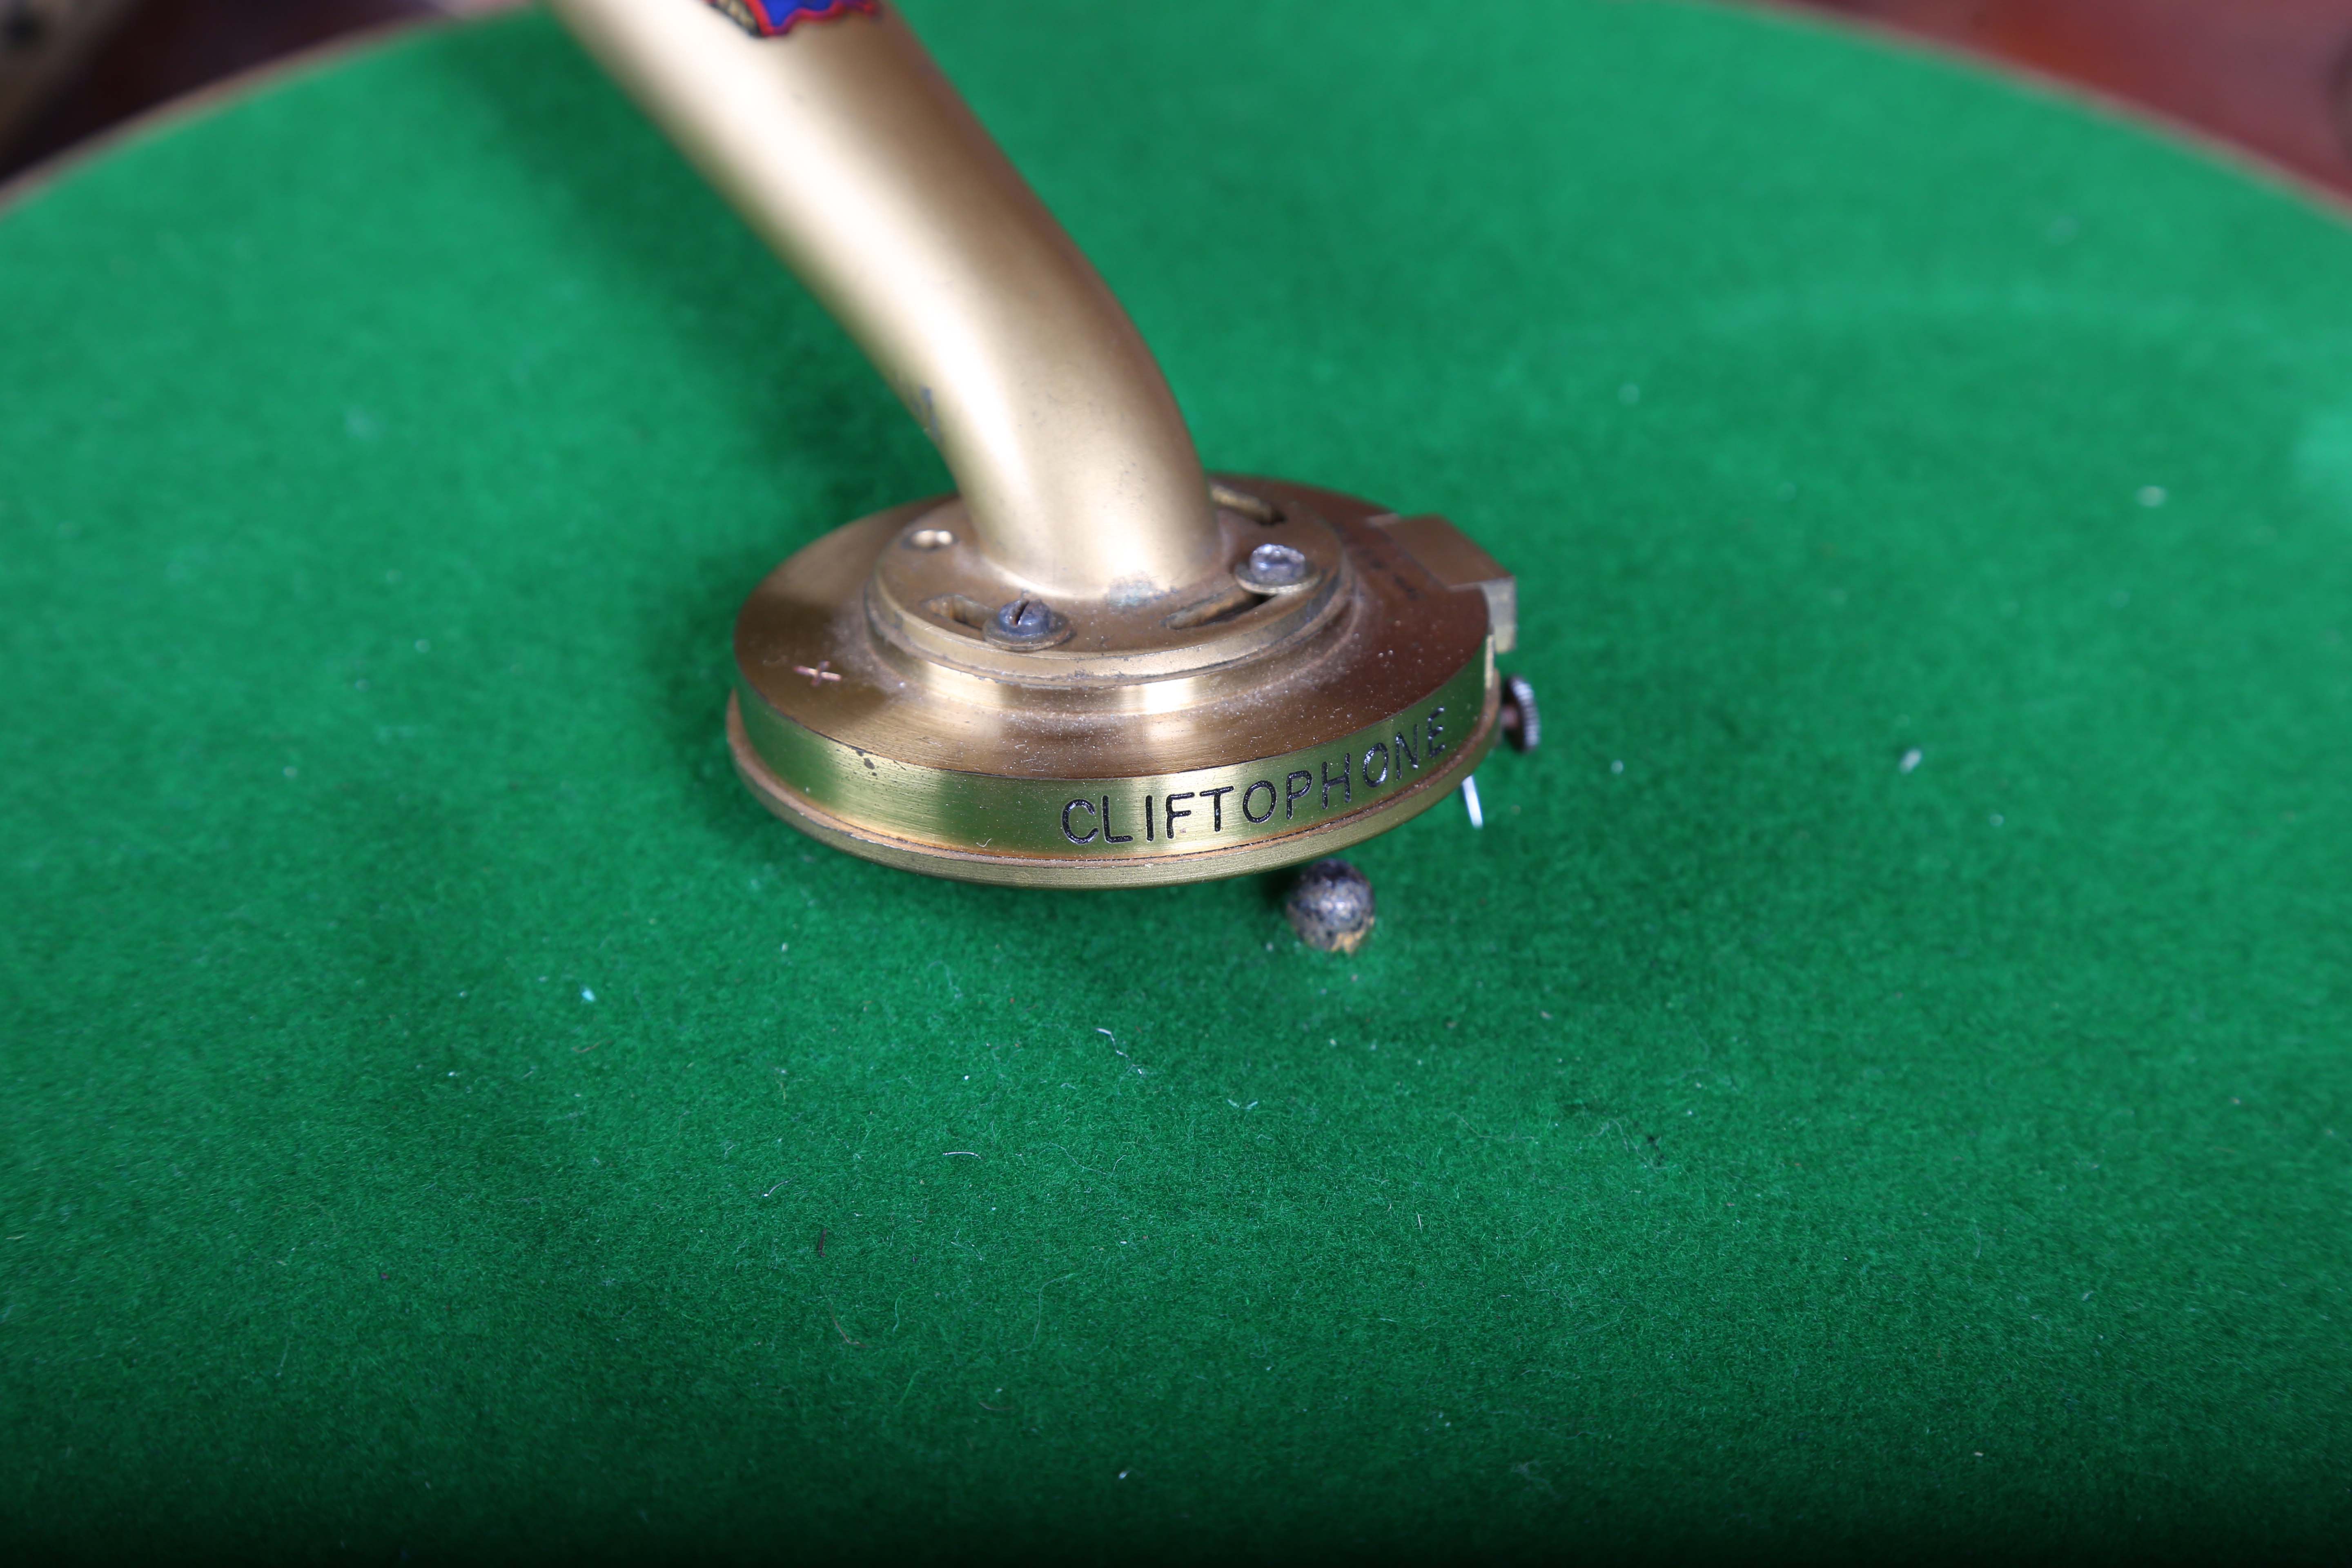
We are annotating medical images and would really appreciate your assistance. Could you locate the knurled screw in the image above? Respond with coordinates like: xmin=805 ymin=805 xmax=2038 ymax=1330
xmin=1500 ymin=674 xmax=1540 ymax=753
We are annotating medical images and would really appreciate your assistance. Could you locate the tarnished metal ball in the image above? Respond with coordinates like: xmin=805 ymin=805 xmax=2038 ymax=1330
xmin=1285 ymin=859 xmax=1376 ymax=953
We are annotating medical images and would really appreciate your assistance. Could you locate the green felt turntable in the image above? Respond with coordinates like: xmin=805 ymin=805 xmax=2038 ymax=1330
xmin=2 ymin=0 xmax=2350 ymax=1557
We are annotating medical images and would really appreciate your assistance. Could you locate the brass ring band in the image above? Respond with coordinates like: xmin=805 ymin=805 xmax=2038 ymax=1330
xmin=727 ymin=664 xmax=1496 ymax=887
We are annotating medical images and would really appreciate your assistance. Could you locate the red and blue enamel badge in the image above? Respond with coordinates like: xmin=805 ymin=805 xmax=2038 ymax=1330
xmin=705 ymin=0 xmax=878 ymax=36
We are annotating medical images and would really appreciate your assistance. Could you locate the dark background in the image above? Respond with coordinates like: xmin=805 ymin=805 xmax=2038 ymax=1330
xmin=5 ymin=0 xmax=2352 ymax=201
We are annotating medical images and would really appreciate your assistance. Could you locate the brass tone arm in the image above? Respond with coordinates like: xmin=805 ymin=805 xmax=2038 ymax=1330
xmin=549 ymin=0 xmax=1221 ymax=601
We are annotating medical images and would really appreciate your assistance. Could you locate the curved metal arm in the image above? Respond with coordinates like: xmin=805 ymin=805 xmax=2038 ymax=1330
xmin=550 ymin=0 xmax=1222 ymax=601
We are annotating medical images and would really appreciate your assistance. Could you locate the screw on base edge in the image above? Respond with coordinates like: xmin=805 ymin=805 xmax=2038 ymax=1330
xmin=1285 ymin=858 xmax=1375 ymax=953
xmin=1499 ymin=674 xmax=1539 ymax=752
xmin=1236 ymin=541 xmax=1316 ymax=595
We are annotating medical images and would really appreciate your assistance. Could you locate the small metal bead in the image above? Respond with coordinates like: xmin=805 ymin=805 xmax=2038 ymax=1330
xmin=1285 ymin=858 xmax=1376 ymax=954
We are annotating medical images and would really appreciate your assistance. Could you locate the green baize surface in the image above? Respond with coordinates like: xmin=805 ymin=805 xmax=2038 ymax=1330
xmin=2 ymin=1 xmax=2350 ymax=1558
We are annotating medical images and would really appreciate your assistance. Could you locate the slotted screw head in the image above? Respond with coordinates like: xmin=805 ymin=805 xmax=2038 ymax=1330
xmin=984 ymin=596 xmax=1071 ymax=650
xmin=1237 ymin=541 xmax=1316 ymax=595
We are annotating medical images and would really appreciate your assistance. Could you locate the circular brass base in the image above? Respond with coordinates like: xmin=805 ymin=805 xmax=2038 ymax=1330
xmin=727 ymin=688 xmax=1493 ymax=888
xmin=728 ymin=477 xmax=1509 ymax=888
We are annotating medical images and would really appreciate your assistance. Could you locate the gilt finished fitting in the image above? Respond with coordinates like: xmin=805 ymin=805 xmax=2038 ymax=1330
xmin=553 ymin=0 xmax=1520 ymax=886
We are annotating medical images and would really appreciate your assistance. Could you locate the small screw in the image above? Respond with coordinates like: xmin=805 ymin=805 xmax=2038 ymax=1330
xmin=984 ymin=596 xmax=1071 ymax=650
xmin=1499 ymin=675 xmax=1539 ymax=752
xmin=1237 ymin=542 xmax=1316 ymax=595
xmin=1285 ymin=859 xmax=1375 ymax=953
